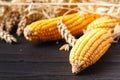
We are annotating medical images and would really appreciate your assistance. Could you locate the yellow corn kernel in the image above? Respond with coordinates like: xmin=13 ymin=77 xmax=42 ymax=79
xmin=24 ymin=13 xmax=100 ymax=42
xmin=87 ymin=16 xmax=120 ymax=31
xmin=69 ymin=29 xmax=113 ymax=74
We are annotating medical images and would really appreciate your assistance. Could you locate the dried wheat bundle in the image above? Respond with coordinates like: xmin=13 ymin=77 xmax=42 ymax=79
xmin=0 ymin=21 xmax=17 ymax=43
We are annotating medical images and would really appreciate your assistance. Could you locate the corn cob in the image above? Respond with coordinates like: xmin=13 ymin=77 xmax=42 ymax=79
xmin=87 ymin=16 xmax=120 ymax=31
xmin=24 ymin=13 xmax=100 ymax=42
xmin=69 ymin=28 xmax=113 ymax=74
xmin=17 ymin=10 xmax=42 ymax=36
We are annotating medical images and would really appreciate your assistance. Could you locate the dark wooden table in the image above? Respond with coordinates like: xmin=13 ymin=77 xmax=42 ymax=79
xmin=0 ymin=36 xmax=120 ymax=80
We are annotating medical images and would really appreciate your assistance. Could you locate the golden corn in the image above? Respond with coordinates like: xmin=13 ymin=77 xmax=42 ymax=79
xmin=24 ymin=13 xmax=100 ymax=42
xmin=87 ymin=16 xmax=120 ymax=31
xmin=69 ymin=29 xmax=113 ymax=74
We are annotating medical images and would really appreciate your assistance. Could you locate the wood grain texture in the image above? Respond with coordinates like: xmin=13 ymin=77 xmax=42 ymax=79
xmin=0 ymin=36 xmax=120 ymax=80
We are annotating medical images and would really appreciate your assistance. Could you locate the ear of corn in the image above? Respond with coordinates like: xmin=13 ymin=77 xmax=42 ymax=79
xmin=24 ymin=13 xmax=100 ymax=42
xmin=87 ymin=16 xmax=120 ymax=31
xmin=69 ymin=29 xmax=113 ymax=74
xmin=17 ymin=11 xmax=42 ymax=36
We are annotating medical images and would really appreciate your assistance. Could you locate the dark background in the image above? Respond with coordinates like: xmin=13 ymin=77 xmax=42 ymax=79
xmin=0 ymin=36 xmax=120 ymax=80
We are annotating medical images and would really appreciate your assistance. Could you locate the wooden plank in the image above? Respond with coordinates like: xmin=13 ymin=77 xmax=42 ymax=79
xmin=0 ymin=76 xmax=93 ymax=80
xmin=0 ymin=62 xmax=119 ymax=79
xmin=0 ymin=53 xmax=69 ymax=62
xmin=0 ymin=36 xmax=120 ymax=80
xmin=0 ymin=37 xmax=69 ymax=62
